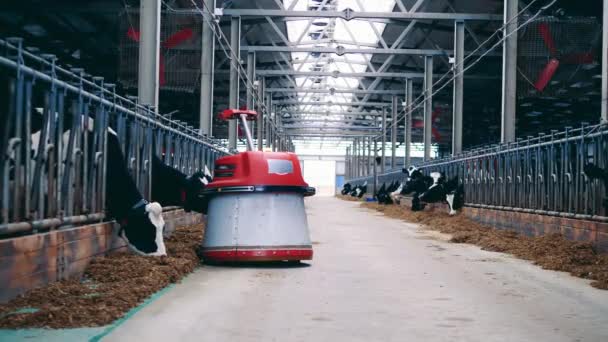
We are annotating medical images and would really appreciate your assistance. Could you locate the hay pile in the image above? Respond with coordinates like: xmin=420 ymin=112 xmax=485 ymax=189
xmin=335 ymin=194 xmax=364 ymax=202
xmin=359 ymin=202 xmax=608 ymax=290
xmin=0 ymin=223 xmax=204 ymax=328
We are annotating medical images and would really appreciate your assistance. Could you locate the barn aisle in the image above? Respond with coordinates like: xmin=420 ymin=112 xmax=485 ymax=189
xmin=105 ymin=197 xmax=608 ymax=342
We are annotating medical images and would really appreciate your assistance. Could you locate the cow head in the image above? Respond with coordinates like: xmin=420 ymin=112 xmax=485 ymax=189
xmin=443 ymin=176 xmax=464 ymax=215
xmin=401 ymin=166 xmax=426 ymax=195
xmin=419 ymin=172 xmax=446 ymax=204
xmin=184 ymin=166 xmax=213 ymax=214
xmin=120 ymin=201 xmax=167 ymax=256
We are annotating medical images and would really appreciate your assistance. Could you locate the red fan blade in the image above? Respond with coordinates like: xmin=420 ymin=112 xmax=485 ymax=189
xmin=162 ymin=28 xmax=194 ymax=49
xmin=562 ymin=52 xmax=595 ymax=64
xmin=537 ymin=23 xmax=557 ymax=56
xmin=534 ymin=58 xmax=560 ymax=92
xmin=159 ymin=54 xmax=166 ymax=86
xmin=412 ymin=120 xmax=423 ymax=128
xmin=127 ymin=28 xmax=140 ymax=42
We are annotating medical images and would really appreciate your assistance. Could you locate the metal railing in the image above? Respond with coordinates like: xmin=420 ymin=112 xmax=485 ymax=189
xmin=346 ymin=123 xmax=608 ymax=222
xmin=0 ymin=37 xmax=230 ymax=236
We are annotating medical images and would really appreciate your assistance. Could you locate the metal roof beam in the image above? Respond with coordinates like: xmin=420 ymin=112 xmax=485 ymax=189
xmin=276 ymin=101 xmax=391 ymax=106
xmin=220 ymin=9 xmax=502 ymax=21
xmin=266 ymin=88 xmax=405 ymax=95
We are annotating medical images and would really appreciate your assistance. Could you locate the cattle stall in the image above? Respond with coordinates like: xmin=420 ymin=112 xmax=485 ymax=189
xmin=0 ymin=37 xmax=230 ymax=237
xmin=346 ymin=123 xmax=608 ymax=222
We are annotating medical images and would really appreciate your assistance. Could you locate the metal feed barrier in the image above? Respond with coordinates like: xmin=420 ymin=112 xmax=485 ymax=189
xmin=346 ymin=123 xmax=608 ymax=221
xmin=0 ymin=37 xmax=230 ymax=236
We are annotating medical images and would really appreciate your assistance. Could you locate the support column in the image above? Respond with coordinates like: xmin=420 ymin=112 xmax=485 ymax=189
xmin=405 ymin=78 xmax=413 ymax=167
xmin=381 ymin=107 xmax=387 ymax=173
xmin=271 ymin=105 xmax=277 ymax=151
xmin=346 ymin=146 xmax=351 ymax=179
xmin=265 ymin=94 xmax=272 ymax=148
xmin=602 ymin=0 xmax=608 ymax=123
xmin=452 ymin=20 xmax=465 ymax=154
xmin=228 ymin=16 xmax=241 ymax=149
xmin=423 ymin=55 xmax=433 ymax=161
xmin=373 ymin=139 xmax=378 ymax=195
xmin=391 ymin=96 xmax=398 ymax=169
xmin=137 ymin=0 xmax=161 ymax=110
xmin=501 ymin=0 xmax=518 ymax=142
xmin=246 ymin=51 xmax=255 ymax=140
xmin=367 ymin=136 xmax=371 ymax=175
xmin=199 ymin=0 xmax=215 ymax=136
xmin=257 ymin=77 xmax=265 ymax=150
xmin=352 ymin=139 xmax=357 ymax=178
xmin=361 ymin=136 xmax=366 ymax=176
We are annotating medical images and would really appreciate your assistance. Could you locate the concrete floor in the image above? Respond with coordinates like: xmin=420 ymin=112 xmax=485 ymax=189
xmin=106 ymin=197 xmax=608 ymax=342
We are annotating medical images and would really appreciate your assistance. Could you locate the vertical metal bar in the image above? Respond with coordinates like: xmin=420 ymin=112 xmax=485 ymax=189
xmin=367 ymin=136 xmax=371 ymax=175
xmin=452 ymin=20 xmax=465 ymax=155
xmin=257 ymin=77 xmax=265 ymax=151
xmin=265 ymin=95 xmax=272 ymax=148
xmin=602 ymin=0 xmax=608 ymax=123
xmin=391 ymin=95 xmax=398 ymax=169
xmin=423 ymin=55 xmax=433 ymax=161
xmin=246 ymin=51 xmax=255 ymax=137
xmin=12 ymin=74 xmax=24 ymax=222
xmin=239 ymin=114 xmax=255 ymax=151
xmin=373 ymin=139 xmax=378 ymax=195
xmin=381 ymin=107 xmax=386 ymax=173
xmin=138 ymin=0 xmax=161 ymax=109
xmin=501 ymin=0 xmax=518 ymax=142
xmin=228 ymin=16 xmax=241 ymax=149
xmin=405 ymin=78 xmax=412 ymax=167
xmin=199 ymin=0 xmax=216 ymax=136
xmin=23 ymin=80 xmax=33 ymax=220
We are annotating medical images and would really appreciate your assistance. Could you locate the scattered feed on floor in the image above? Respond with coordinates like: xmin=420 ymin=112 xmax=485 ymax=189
xmin=335 ymin=194 xmax=364 ymax=202
xmin=355 ymin=201 xmax=608 ymax=290
xmin=0 ymin=223 xmax=204 ymax=329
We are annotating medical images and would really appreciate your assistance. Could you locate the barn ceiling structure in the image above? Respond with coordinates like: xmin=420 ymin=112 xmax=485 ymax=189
xmin=0 ymin=0 xmax=605 ymax=157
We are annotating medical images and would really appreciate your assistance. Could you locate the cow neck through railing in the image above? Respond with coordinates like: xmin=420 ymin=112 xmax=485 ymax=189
xmin=0 ymin=37 xmax=231 ymax=237
xmin=345 ymin=122 xmax=608 ymax=222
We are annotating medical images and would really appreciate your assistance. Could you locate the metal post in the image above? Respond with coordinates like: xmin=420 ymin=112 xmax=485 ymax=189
xmin=602 ymin=0 xmax=608 ymax=123
xmin=199 ymin=0 xmax=215 ymax=136
xmin=265 ymin=94 xmax=272 ymax=148
xmin=501 ymin=0 xmax=518 ymax=142
xmin=405 ymin=78 xmax=412 ymax=167
xmin=391 ymin=95 xmax=398 ymax=169
xmin=367 ymin=136 xmax=371 ymax=175
xmin=228 ymin=16 xmax=241 ymax=149
xmin=423 ymin=55 xmax=433 ymax=161
xmin=239 ymin=115 xmax=254 ymax=150
xmin=257 ymin=77 xmax=265 ymax=150
xmin=346 ymin=146 xmax=351 ymax=179
xmin=452 ymin=20 xmax=465 ymax=154
xmin=373 ymin=139 xmax=378 ymax=195
xmin=137 ymin=0 xmax=161 ymax=109
xmin=361 ymin=136 xmax=366 ymax=176
xmin=271 ymin=105 xmax=277 ymax=151
xmin=381 ymin=107 xmax=386 ymax=173
xmin=246 ymin=51 xmax=255 ymax=138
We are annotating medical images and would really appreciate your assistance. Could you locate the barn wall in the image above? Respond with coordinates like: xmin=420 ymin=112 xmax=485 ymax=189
xmin=0 ymin=210 xmax=203 ymax=303
xmin=398 ymin=198 xmax=608 ymax=253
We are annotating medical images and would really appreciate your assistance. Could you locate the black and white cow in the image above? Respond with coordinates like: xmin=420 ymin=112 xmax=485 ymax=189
xmin=19 ymin=112 xmax=168 ymax=256
xmin=584 ymin=163 xmax=608 ymax=209
xmin=341 ymin=183 xmax=352 ymax=195
xmin=349 ymin=181 xmax=368 ymax=198
xmin=376 ymin=181 xmax=400 ymax=205
xmin=396 ymin=166 xmax=464 ymax=215
xmin=151 ymin=155 xmax=213 ymax=214
xmin=105 ymin=131 xmax=167 ymax=256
